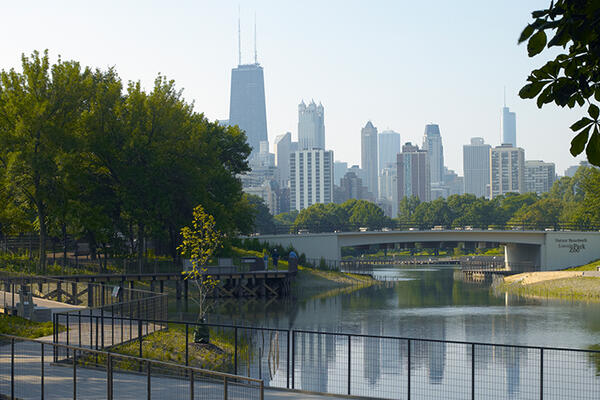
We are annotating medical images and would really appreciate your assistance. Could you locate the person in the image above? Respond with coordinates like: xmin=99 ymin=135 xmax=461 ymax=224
xmin=272 ymin=248 xmax=279 ymax=269
xmin=288 ymin=250 xmax=298 ymax=273
xmin=262 ymin=250 xmax=269 ymax=270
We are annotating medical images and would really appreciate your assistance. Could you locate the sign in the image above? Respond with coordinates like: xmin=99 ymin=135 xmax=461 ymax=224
xmin=112 ymin=286 xmax=121 ymax=298
xmin=555 ymin=238 xmax=587 ymax=253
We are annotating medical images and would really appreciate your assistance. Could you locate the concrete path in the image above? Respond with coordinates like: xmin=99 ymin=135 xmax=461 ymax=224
xmin=0 ymin=341 xmax=336 ymax=399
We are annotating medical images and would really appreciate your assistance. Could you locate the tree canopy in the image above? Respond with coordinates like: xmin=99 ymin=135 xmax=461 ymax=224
xmin=0 ymin=51 xmax=253 ymax=270
xmin=518 ymin=0 xmax=600 ymax=165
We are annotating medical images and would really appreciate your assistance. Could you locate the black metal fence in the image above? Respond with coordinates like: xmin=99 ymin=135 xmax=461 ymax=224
xmin=63 ymin=316 xmax=600 ymax=399
xmin=0 ymin=334 xmax=264 ymax=399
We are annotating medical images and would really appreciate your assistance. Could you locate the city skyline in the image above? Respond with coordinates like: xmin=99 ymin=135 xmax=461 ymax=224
xmin=0 ymin=1 xmax=588 ymax=175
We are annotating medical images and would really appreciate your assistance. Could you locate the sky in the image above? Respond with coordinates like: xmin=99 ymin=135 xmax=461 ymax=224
xmin=1 ymin=0 xmax=586 ymax=175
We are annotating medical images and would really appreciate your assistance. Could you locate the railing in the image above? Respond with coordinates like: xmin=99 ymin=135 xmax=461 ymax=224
xmin=64 ymin=316 xmax=600 ymax=400
xmin=0 ymin=334 xmax=264 ymax=399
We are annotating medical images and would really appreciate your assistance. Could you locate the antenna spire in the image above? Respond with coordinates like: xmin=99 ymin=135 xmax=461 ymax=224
xmin=238 ymin=5 xmax=242 ymax=66
xmin=254 ymin=12 xmax=257 ymax=64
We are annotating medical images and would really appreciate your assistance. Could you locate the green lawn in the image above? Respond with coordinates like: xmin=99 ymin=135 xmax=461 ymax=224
xmin=0 ymin=314 xmax=58 ymax=338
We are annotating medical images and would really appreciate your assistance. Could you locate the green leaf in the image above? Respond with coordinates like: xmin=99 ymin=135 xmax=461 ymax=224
xmin=518 ymin=82 xmax=545 ymax=99
xmin=570 ymin=125 xmax=591 ymax=156
xmin=585 ymin=128 xmax=600 ymax=166
xmin=589 ymin=104 xmax=599 ymax=120
xmin=570 ymin=117 xmax=593 ymax=131
xmin=518 ymin=25 xmax=535 ymax=44
xmin=528 ymin=30 xmax=547 ymax=57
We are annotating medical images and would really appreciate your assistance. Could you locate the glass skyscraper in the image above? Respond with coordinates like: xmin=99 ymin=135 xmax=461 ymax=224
xmin=422 ymin=124 xmax=444 ymax=185
xmin=502 ymin=106 xmax=516 ymax=146
xmin=229 ymin=63 xmax=268 ymax=157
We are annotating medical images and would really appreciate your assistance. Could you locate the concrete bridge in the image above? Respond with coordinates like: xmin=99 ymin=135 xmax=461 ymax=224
xmin=254 ymin=230 xmax=600 ymax=271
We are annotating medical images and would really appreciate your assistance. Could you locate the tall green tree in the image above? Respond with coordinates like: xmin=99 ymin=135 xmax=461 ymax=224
xmin=518 ymin=0 xmax=600 ymax=165
xmin=0 ymin=51 xmax=90 ymax=270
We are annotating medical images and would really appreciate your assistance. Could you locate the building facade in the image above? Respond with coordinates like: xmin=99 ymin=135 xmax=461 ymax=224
xmin=502 ymin=106 xmax=517 ymax=147
xmin=361 ymin=121 xmax=379 ymax=199
xmin=275 ymin=132 xmax=297 ymax=187
xmin=334 ymin=161 xmax=348 ymax=186
xmin=379 ymin=167 xmax=398 ymax=217
xmin=397 ymin=142 xmax=431 ymax=202
xmin=422 ymin=124 xmax=444 ymax=185
xmin=378 ymin=130 xmax=401 ymax=171
xmin=463 ymin=137 xmax=491 ymax=198
xmin=229 ymin=63 xmax=268 ymax=157
xmin=290 ymin=149 xmax=334 ymax=211
xmin=490 ymin=144 xmax=525 ymax=198
xmin=298 ymin=100 xmax=325 ymax=150
xmin=525 ymin=160 xmax=556 ymax=195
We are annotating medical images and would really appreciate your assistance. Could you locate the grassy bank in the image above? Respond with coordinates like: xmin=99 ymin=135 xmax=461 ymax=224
xmin=495 ymin=259 xmax=600 ymax=301
xmin=0 ymin=314 xmax=60 ymax=338
xmin=108 ymin=324 xmax=249 ymax=372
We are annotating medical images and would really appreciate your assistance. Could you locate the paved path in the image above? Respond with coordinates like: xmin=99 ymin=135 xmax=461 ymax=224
xmin=0 ymin=341 xmax=336 ymax=399
xmin=0 ymin=289 xmax=85 ymax=315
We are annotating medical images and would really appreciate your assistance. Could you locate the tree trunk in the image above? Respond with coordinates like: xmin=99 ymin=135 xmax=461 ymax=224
xmin=62 ymin=223 xmax=67 ymax=266
xmin=137 ymin=223 xmax=144 ymax=274
xmin=38 ymin=207 xmax=47 ymax=273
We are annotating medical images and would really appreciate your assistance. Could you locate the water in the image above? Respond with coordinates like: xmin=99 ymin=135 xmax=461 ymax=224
xmin=194 ymin=266 xmax=600 ymax=398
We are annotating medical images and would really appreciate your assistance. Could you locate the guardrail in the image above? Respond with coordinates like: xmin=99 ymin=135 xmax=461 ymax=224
xmin=1 ymin=334 xmax=264 ymax=399
xmin=58 ymin=316 xmax=600 ymax=400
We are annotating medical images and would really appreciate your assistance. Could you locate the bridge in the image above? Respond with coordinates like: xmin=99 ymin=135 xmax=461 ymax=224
xmin=255 ymin=230 xmax=600 ymax=271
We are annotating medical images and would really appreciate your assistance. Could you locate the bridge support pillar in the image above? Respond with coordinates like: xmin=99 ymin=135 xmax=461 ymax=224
xmin=505 ymin=243 xmax=541 ymax=272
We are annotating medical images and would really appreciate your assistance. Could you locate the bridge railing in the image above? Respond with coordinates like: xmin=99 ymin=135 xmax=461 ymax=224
xmin=51 ymin=316 xmax=600 ymax=400
xmin=1 ymin=334 xmax=264 ymax=400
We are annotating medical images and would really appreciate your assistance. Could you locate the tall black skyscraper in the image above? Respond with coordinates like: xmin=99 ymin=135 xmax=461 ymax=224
xmin=228 ymin=15 xmax=267 ymax=158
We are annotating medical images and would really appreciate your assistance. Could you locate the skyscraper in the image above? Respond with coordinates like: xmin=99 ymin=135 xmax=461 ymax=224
xmin=334 ymin=161 xmax=348 ymax=186
xmin=502 ymin=106 xmax=517 ymax=146
xmin=422 ymin=124 xmax=444 ymax=185
xmin=361 ymin=121 xmax=379 ymax=198
xmin=290 ymin=149 xmax=334 ymax=211
xmin=228 ymin=15 xmax=268 ymax=158
xmin=378 ymin=130 xmax=401 ymax=171
xmin=490 ymin=144 xmax=525 ymax=198
xmin=298 ymin=100 xmax=325 ymax=150
xmin=524 ymin=160 xmax=555 ymax=195
xmin=397 ymin=142 xmax=430 ymax=202
xmin=275 ymin=132 xmax=297 ymax=187
xmin=463 ymin=137 xmax=491 ymax=197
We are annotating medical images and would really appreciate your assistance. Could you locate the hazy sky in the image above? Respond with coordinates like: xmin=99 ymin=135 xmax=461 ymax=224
xmin=1 ymin=0 xmax=585 ymax=175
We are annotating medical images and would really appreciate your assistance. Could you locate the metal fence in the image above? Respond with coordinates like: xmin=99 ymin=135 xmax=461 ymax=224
xmin=66 ymin=317 xmax=600 ymax=399
xmin=0 ymin=334 xmax=264 ymax=399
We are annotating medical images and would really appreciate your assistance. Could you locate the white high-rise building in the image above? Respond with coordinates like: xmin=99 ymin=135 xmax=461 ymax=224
xmin=378 ymin=130 xmax=401 ymax=171
xmin=502 ymin=106 xmax=517 ymax=147
xmin=361 ymin=121 xmax=379 ymax=198
xmin=274 ymin=132 xmax=297 ymax=187
xmin=379 ymin=167 xmax=398 ymax=217
xmin=525 ymin=160 xmax=555 ymax=195
xmin=422 ymin=124 xmax=444 ymax=185
xmin=490 ymin=144 xmax=525 ymax=198
xmin=463 ymin=137 xmax=491 ymax=198
xmin=290 ymin=149 xmax=334 ymax=211
xmin=298 ymin=100 xmax=325 ymax=150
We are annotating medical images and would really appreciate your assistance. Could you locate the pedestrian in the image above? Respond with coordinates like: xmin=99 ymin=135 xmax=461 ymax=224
xmin=272 ymin=248 xmax=279 ymax=269
xmin=263 ymin=250 xmax=269 ymax=270
xmin=288 ymin=250 xmax=298 ymax=273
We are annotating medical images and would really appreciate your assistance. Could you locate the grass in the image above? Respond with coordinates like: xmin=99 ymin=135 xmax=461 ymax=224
xmin=109 ymin=324 xmax=239 ymax=372
xmin=0 ymin=314 xmax=62 ymax=339
xmin=499 ymin=277 xmax=600 ymax=301
xmin=566 ymin=259 xmax=600 ymax=271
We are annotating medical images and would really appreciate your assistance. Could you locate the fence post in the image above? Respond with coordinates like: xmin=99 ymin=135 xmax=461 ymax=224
xmin=286 ymin=330 xmax=290 ymax=389
xmin=78 ymin=311 xmax=82 ymax=348
xmin=223 ymin=377 xmax=228 ymax=400
xmin=407 ymin=339 xmax=411 ymax=400
xmin=147 ymin=361 xmax=151 ymax=400
xmin=185 ymin=323 xmax=189 ymax=366
xmin=41 ymin=342 xmax=44 ymax=400
xmin=234 ymin=327 xmax=238 ymax=375
xmin=139 ymin=318 xmax=143 ymax=359
xmin=189 ymin=370 xmax=194 ymax=400
xmin=66 ymin=313 xmax=70 ymax=358
xmin=10 ymin=338 xmax=14 ymax=399
xmin=471 ymin=343 xmax=475 ymax=400
xmin=73 ymin=348 xmax=77 ymax=400
xmin=540 ymin=348 xmax=544 ymax=400
xmin=347 ymin=334 xmax=351 ymax=396
xmin=107 ymin=354 xmax=113 ymax=400
xmin=291 ymin=330 xmax=295 ymax=389
xmin=101 ymin=307 xmax=105 ymax=349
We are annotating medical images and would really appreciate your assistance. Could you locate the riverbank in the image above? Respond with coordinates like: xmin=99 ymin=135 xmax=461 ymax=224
xmin=495 ymin=260 xmax=600 ymax=301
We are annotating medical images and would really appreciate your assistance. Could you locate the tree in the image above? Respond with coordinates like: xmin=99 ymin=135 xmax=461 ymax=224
xmin=178 ymin=205 xmax=221 ymax=341
xmin=518 ymin=1 xmax=600 ymax=165
xmin=0 ymin=50 xmax=90 ymax=270
xmin=246 ymin=194 xmax=275 ymax=234
xmin=508 ymin=197 xmax=563 ymax=229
